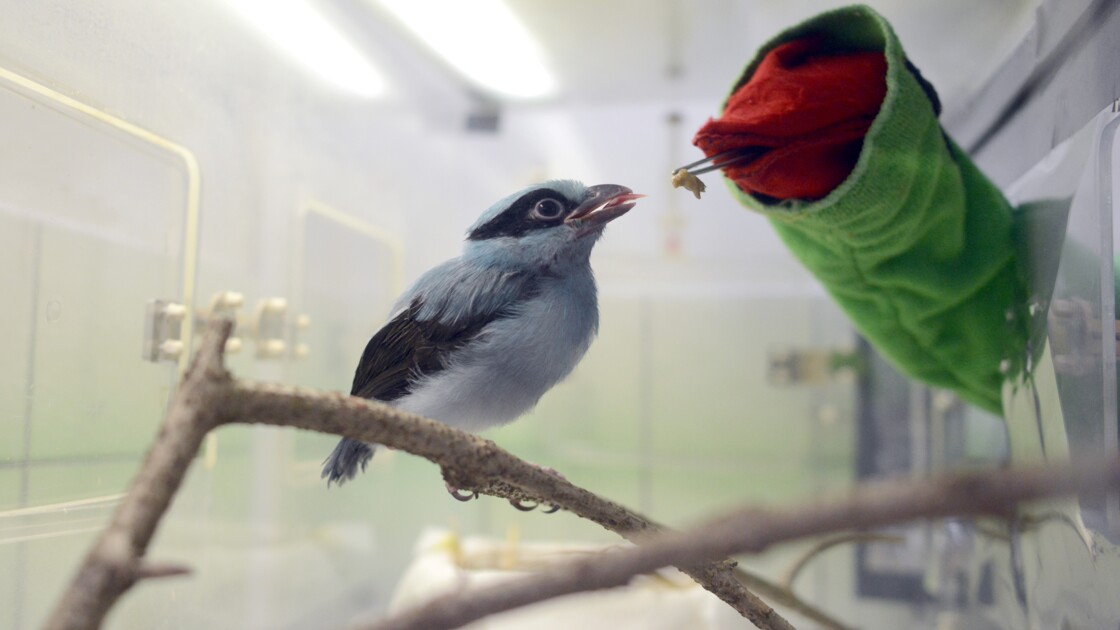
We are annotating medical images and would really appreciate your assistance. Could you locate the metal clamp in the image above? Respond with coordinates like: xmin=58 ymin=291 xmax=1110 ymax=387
xmin=767 ymin=346 xmax=860 ymax=386
xmin=293 ymin=314 xmax=311 ymax=359
xmin=206 ymin=291 xmax=245 ymax=354
xmin=143 ymin=299 xmax=187 ymax=362
xmin=253 ymin=297 xmax=289 ymax=359
xmin=1049 ymin=298 xmax=1120 ymax=374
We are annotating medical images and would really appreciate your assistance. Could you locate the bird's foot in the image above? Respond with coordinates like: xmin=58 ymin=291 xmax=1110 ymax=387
xmin=445 ymin=481 xmax=478 ymax=502
xmin=508 ymin=499 xmax=560 ymax=513
xmin=508 ymin=464 xmax=565 ymax=513
xmin=445 ymin=466 xmax=565 ymax=514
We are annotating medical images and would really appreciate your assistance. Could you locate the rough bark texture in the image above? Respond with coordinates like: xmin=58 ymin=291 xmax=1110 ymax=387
xmin=369 ymin=457 xmax=1120 ymax=630
xmin=44 ymin=319 xmax=232 ymax=630
xmin=44 ymin=318 xmax=1120 ymax=630
xmin=44 ymin=319 xmax=790 ymax=630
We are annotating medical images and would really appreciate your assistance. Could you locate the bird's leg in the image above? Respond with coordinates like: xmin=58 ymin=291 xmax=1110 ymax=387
xmin=445 ymin=481 xmax=478 ymax=502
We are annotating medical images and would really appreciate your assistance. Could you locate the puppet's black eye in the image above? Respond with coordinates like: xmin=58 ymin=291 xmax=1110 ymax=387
xmin=530 ymin=198 xmax=566 ymax=220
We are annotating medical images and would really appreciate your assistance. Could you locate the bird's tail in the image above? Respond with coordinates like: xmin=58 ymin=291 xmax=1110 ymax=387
xmin=322 ymin=438 xmax=376 ymax=486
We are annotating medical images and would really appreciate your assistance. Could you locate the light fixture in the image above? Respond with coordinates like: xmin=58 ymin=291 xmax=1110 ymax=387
xmin=376 ymin=0 xmax=556 ymax=99
xmin=224 ymin=0 xmax=387 ymax=98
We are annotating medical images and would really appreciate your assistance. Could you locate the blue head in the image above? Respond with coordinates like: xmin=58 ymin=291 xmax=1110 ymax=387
xmin=463 ymin=180 xmax=641 ymax=270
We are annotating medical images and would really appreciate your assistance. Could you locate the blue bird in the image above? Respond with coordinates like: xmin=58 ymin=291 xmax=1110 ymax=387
xmin=322 ymin=180 xmax=642 ymax=495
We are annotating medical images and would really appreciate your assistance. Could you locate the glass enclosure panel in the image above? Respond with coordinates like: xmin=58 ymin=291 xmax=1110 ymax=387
xmin=0 ymin=214 xmax=36 ymax=466
xmin=0 ymin=68 xmax=194 ymax=628
xmin=4 ymin=1 xmax=1098 ymax=628
xmin=0 ymin=70 xmax=192 ymax=464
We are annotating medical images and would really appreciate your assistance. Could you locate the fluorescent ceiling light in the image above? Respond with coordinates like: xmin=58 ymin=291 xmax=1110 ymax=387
xmin=224 ymin=0 xmax=387 ymax=98
xmin=376 ymin=0 xmax=556 ymax=99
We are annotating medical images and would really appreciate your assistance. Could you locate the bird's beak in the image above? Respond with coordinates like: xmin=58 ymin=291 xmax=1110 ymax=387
xmin=566 ymin=184 xmax=644 ymax=234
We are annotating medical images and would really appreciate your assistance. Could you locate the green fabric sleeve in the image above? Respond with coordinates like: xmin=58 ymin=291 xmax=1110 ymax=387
xmin=723 ymin=5 xmax=1027 ymax=414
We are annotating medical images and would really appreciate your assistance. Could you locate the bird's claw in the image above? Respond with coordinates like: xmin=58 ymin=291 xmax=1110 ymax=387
xmin=446 ymin=482 xmax=478 ymax=502
xmin=509 ymin=499 xmax=538 ymax=512
xmin=450 ymin=488 xmax=477 ymax=502
xmin=508 ymin=499 xmax=561 ymax=514
xmin=521 ymin=464 xmax=564 ymax=513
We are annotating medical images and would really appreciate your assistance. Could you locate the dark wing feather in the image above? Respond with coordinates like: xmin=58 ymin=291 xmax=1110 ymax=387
xmin=328 ymin=268 xmax=537 ymax=485
xmin=348 ymin=298 xmax=492 ymax=401
xmin=325 ymin=297 xmax=497 ymax=485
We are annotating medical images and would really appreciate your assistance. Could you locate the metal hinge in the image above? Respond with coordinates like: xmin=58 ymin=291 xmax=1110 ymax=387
xmin=253 ymin=297 xmax=288 ymax=359
xmin=1049 ymin=298 xmax=1120 ymax=374
xmin=145 ymin=293 xmax=309 ymax=362
xmin=142 ymin=299 xmax=187 ymax=362
xmin=207 ymin=291 xmax=245 ymax=354
xmin=143 ymin=291 xmax=245 ymax=363
xmin=251 ymin=298 xmax=312 ymax=360
xmin=767 ymin=346 xmax=861 ymax=386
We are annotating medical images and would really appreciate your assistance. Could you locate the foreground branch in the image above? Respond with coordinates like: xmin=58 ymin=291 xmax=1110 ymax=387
xmin=45 ymin=318 xmax=231 ymax=630
xmin=733 ymin=567 xmax=857 ymax=630
xmin=46 ymin=319 xmax=790 ymax=630
xmin=370 ymin=455 xmax=1120 ymax=630
xmin=49 ymin=318 xmax=1120 ymax=630
xmin=779 ymin=533 xmax=903 ymax=591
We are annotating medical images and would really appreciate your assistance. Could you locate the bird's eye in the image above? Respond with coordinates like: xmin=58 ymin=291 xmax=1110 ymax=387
xmin=531 ymin=198 xmax=566 ymax=220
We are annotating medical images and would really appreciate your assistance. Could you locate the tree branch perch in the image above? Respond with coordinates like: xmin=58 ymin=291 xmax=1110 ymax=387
xmin=368 ymin=456 xmax=1120 ymax=630
xmin=44 ymin=318 xmax=1120 ymax=630
xmin=45 ymin=319 xmax=791 ymax=630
